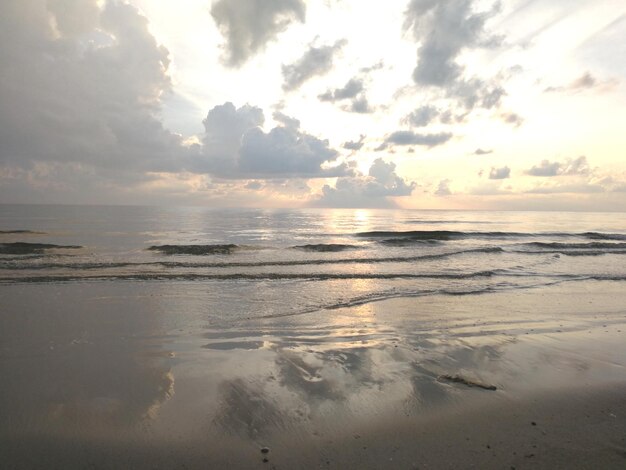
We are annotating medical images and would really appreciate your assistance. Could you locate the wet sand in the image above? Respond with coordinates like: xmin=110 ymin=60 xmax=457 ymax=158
xmin=1 ymin=281 xmax=626 ymax=468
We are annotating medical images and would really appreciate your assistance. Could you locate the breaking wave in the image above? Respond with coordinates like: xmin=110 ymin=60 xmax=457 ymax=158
xmin=0 ymin=247 xmax=505 ymax=271
xmin=0 ymin=269 xmax=528 ymax=284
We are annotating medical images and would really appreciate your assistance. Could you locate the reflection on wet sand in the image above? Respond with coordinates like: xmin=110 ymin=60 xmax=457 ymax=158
xmin=204 ymin=285 xmax=626 ymax=444
xmin=0 ymin=284 xmax=176 ymax=439
xmin=2 ymin=282 xmax=626 ymax=468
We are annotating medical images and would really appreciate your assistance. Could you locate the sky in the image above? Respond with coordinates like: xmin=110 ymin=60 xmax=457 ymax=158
xmin=0 ymin=0 xmax=625 ymax=210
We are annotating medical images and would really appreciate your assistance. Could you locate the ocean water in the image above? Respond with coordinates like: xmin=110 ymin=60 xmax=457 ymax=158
xmin=1 ymin=205 xmax=625 ymax=320
xmin=2 ymin=205 xmax=626 ymax=466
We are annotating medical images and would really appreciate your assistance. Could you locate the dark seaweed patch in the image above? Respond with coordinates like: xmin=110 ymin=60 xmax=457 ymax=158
xmin=438 ymin=374 xmax=497 ymax=391
xmin=292 ymin=244 xmax=357 ymax=252
xmin=0 ymin=242 xmax=81 ymax=255
xmin=0 ymin=230 xmax=45 ymax=234
xmin=148 ymin=244 xmax=239 ymax=255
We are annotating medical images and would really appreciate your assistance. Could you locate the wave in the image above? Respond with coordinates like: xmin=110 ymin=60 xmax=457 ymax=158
xmin=513 ymin=249 xmax=626 ymax=257
xmin=402 ymin=220 xmax=493 ymax=225
xmin=0 ymin=247 xmax=505 ymax=271
xmin=258 ymin=279 xmax=576 ymax=319
xmin=0 ymin=230 xmax=45 ymax=234
xmin=148 ymin=244 xmax=240 ymax=255
xmin=292 ymin=244 xmax=358 ymax=252
xmin=379 ymin=238 xmax=441 ymax=247
xmin=356 ymin=230 xmax=626 ymax=241
xmin=0 ymin=269 xmax=513 ymax=284
xmin=582 ymin=232 xmax=626 ymax=241
xmin=8 ymin=270 xmax=621 ymax=285
xmin=0 ymin=242 xmax=82 ymax=255
xmin=524 ymin=242 xmax=626 ymax=250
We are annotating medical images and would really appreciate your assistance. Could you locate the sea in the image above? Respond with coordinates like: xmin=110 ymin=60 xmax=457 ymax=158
xmin=1 ymin=205 xmax=625 ymax=320
xmin=2 ymin=205 xmax=626 ymax=466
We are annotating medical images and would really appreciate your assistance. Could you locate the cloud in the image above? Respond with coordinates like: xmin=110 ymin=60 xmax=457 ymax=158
xmin=489 ymin=166 xmax=510 ymax=179
xmin=544 ymin=72 xmax=619 ymax=94
xmin=473 ymin=148 xmax=493 ymax=155
xmin=0 ymin=0 xmax=185 ymax=174
xmin=245 ymin=181 xmax=264 ymax=190
xmin=501 ymin=112 xmax=524 ymax=127
xmin=194 ymin=102 xmax=351 ymax=179
xmin=404 ymin=106 xmax=440 ymax=127
xmin=343 ymin=135 xmax=366 ymax=151
xmin=46 ymin=0 xmax=100 ymax=36
xmin=314 ymin=159 xmax=416 ymax=208
xmin=319 ymin=77 xmax=373 ymax=113
xmin=404 ymin=0 xmax=501 ymax=86
xmin=435 ymin=179 xmax=452 ymax=196
xmin=211 ymin=0 xmax=306 ymax=67
xmin=526 ymin=156 xmax=590 ymax=177
xmin=525 ymin=183 xmax=605 ymax=194
xmin=403 ymin=1 xmax=510 ymax=115
xmin=450 ymin=78 xmax=507 ymax=110
xmin=282 ymin=40 xmax=346 ymax=91
xmin=377 ymin=131 xmax=452 ymax=150
xmin=347 ymin=96 xmax=374 ymax=114
xmin=272 ymin=111 xmax=301 ymax=129
xmin=319 ymin=78 xmax=364 ymax=102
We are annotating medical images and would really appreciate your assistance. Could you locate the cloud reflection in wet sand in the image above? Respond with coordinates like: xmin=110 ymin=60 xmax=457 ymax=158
xmin=3 ymin=282 xmax=626 ymax=468
xmin=205 ymin=290 xmax=626 ymax=441
xmin=0 ymin=284 xmax=177 ymax=437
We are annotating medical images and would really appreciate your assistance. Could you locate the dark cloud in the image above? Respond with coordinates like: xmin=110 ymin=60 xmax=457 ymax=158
xmin=46 ymin=0 xmax=100 ymax=36
xmin=473 ymin=148 xmax=493 ymax=155
xmin=403 ymin=1 xmax=510 ymax=116
xmin=319 ymin=76 xmax=375 ymax=113
xmin=282 ymin=40 xmax=346 ymax=91
xmin=489 ymin=166 xmax=510 ymax=179
xmin=347 ymin=96 xmax=374 ymax=114
xmin=404 ymin=0 xmax=500 ymax=86
xmin=314 ymin=159 xmax=416 ymax=208
xmin=319 ymin=78 xmax=364 ymax=102
xmin=343 ymin=135 xmax=366 ymax=151
xmin=0 ymin=0 xmax=185 ymax=174
xmin=194 ymin=102 xmax=351 ymax=179
xmin=272 ymin=111 xmax=301 ymax=129
xmin=404 ymin=106 xmax=440 ymax=127
xmin=377 ymin=131 xmax=452 ymax=150
xmin=211 ymin=0 xmax=305 ymax=67
xmin=526 ymin=156 xmax=589 ymax=177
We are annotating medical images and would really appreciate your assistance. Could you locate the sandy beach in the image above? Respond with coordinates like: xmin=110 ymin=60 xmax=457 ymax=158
xmin=2 ymin=280 xmax=625 ymax=469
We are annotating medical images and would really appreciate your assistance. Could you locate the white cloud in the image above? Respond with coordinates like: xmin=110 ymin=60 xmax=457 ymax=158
xmin=314 ymin=158 xmax=416 ymax=208
xmin=526 ymin=156 xmax=590 ymax=177
xmin=434 ymin=179 xmax=452 ymax=196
